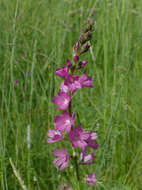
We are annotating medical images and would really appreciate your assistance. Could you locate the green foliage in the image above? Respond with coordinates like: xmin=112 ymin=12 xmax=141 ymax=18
xmin=0 ymin=0 xmax=142 ymax=189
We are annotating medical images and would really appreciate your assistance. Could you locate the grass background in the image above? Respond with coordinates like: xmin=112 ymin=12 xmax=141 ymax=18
xmin=0 ymin=0 xmax=142 ymax=189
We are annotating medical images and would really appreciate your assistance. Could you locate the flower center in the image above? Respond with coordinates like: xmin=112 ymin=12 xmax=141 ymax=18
xmin=54 ymin=130 xmax=60 ymax=135
xmin=66 ymin=119 xmax=70 ymax=125
xmin=64 ymin=99 xmax=68 ymax=105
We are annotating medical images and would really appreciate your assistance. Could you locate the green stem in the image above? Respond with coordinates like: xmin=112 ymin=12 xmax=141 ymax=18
xmin=68 ymin=94 xmax=80 ymax=182
xmin=73 ymin=154 xmax=80 ymax=181
xmin=68 ymin=100 xmax=72 ymax=117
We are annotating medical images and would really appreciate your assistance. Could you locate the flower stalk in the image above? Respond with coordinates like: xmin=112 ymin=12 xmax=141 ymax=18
xmin=46 ymin=16 xmax=98 ymax=189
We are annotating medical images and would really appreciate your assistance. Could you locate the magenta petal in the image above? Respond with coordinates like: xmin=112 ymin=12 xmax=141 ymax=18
xmin=68 ymin=126 xmax=89 ymax=149
xmin=53 ymin=158 xmax=64 ymax=166
xmin=86 ymin=173 xmax=96 ymax=186
xmin=54 ymin=115 xmax=66 ymax=131
xmin=59 ymin=82 xmax=69 ymax=93
xmin=61 ymin=147 xmax=67 ymax=154
xmin=47 ymin=129 xmax=54 ymax=137
xmin=84 ymin=154 xmax=95 ymax=163
xmin=65 ymin=125 xmax=71 ymax=134
xmin=46 ymin=129 xmax=63 ymax=143
xmin=60 ymin=159 xmax=69 ymax=171
xmin=52 ymin=149 xmax=63 ymax=156
xmin=81 ymin=132 xmax=90 ymax=140
xmin=64 ymin=74 xmax=81 ymax=93
xmin=46 ymin=138 xmax=55 ymax=143
xmin=54 ymin=111 xmax=74 ymax=133
xmin=66 ymin=59 xmax=72 ymax=67
xmin=53 ymin=92 xmax=70 ymax=110
xmin=79 ymin=73 xmax=93 ymax=88
xmin=74 ymin=126 xmax=82 ymax=132
xmin=88 ymin=142 xmax=99 ymax=149
xmin=55 ymin=67 xmax=69 ymax=78
xmin=78 ymin=140 xmax=88 ymax=148
xmin=52 ymin=96 xmax=59 ymax=105
xmin=90 ymin=132 xmax=98 ymax=140
xmin=52 ymin=148 xmax=69 ymax=171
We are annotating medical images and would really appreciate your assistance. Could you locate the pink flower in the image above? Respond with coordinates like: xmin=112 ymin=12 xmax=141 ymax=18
xmin=80 ymin=148 xmax=95 ymax=165
xmin=54 ymin=111 xmax=75 ymax=133
xmin=52 ymin=148 xmax=69 ymax=171
xmin=86 ymin=173 xmax=96 ymax=186
xmin=68 ymin=126 xmax=89 ymax=149
xmin=53 ymin=92 xmax=71 ymax=109
xmin=79 ymin=72 xmax=93 ymax=88
xmin=46 ymin=129 xmax=63 ymax=143
xmin=64 ymin=74 xmax=82 ymax=93
xmin=55 ymin=66 xmax=69 ymax=78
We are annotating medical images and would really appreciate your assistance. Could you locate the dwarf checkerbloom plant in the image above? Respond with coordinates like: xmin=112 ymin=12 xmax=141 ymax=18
xmin=46 ymin=17 xmax=98 ymax=189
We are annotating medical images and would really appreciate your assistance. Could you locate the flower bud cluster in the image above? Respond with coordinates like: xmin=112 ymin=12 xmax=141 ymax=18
xmin=46 ymin=17 xmax=98 ymax=188
xmin=72 ymin=18 xmax=95 ymax=58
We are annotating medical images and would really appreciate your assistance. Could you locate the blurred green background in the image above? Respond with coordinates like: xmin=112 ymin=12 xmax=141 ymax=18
xmin=0 ymin=0 xmax=142 ymax=189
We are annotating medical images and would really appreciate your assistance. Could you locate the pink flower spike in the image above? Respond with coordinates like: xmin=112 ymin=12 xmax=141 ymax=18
xmin=55 ymin=66 xmax=69 ymax=78
xmin=86 ymin=173 xmax=96 ymax=186
xmin=46 ymin=129 xmax=63 ymax=143
xmin=79 ymin=73 xmax=93 ymax=88
xmin=68 ymin=126 xmax=89 ymax=149
xmin=53 ymin=148 xmax=69 ymax=171
xmin=53 ymin=92 xmax=71 ymax=110
xmin=54 ymin=111 xmax=75 ymax=134
xmin=66 ymin=59 xmax=72 ymax=67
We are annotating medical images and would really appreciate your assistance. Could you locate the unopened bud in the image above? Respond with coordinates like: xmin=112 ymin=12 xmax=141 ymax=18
xmin=73 ymin=55 xmax=79 ymax=62
xmin=79 ymin=32 xmax=92 ymax=44
xmin=72 ymin=41 xmax=80 ymax=55
xmin=87 ymin=18 xmax=95 ymax=25
xmin=80 ymin=60 xmax=87 ymax=67
xmin=81 ymin=23 xmax=93 ymax=33
xmin=80 ymin=43 xmax=90 ymax=54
